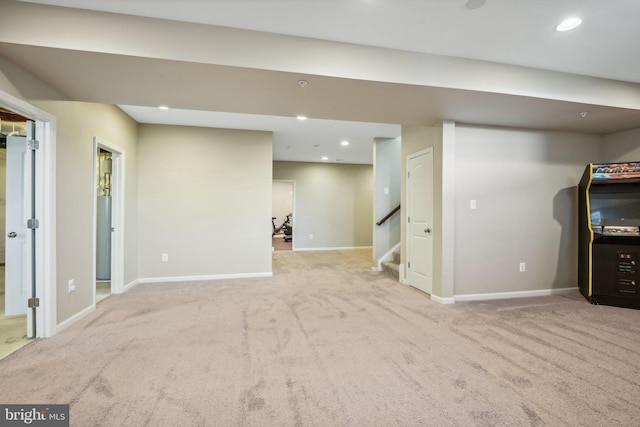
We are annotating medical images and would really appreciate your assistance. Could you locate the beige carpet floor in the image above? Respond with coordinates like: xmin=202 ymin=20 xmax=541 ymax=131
xmin=1 ymin=249 xmax=640 ymax=426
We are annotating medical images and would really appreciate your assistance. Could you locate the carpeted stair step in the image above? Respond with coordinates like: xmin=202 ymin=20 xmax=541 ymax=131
xmin=381 ymin=251 xmax=401 ymax=280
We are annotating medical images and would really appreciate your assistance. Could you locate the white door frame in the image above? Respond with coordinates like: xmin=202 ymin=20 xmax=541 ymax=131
xmin=0 ymin=91 xmax=56 ymax=338
xmin=92 ymin=137 xmax=125 ymax=298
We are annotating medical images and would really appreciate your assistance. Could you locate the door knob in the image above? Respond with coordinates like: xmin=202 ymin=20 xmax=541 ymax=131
xmin=7 ymin=232 xmax=17 ymax=238
xmin=424 ymin=228 xmax=432 ymax=234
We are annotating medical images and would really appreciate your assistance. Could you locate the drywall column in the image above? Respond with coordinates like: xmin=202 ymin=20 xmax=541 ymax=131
xmin=137 ymin=125 xmax=273 ymax=279
xmin=439 ymin=121 xmax=456 ymax=303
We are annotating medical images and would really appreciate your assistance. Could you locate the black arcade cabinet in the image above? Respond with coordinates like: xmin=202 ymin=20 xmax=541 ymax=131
xmin=578 ymin=162 xmax=640 ymax=308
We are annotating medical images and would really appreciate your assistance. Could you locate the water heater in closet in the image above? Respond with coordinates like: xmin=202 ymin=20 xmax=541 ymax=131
xmin=96 ymin=195 xmax=111 ymax=280
xmin=96 ymin=150 xmax=112 ymax=281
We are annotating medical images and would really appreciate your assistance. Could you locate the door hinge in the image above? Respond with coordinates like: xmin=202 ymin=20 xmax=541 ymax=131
xmin=28 ymin=139 xmax=40 ymax=150
xmin=408 ymin=216 xmax=410 ymax=223
xmin=408 ymin=171 xmax=410 ymax=178
xmin=27 ymin=218 xmax=39 ymax=229
xmin=408 ymin=261 xmax=411 ymax=269
xmin=28 ymin=297 xmax=40 ymax=308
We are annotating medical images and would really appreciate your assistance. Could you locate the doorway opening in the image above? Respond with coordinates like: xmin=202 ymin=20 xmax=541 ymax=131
xmin=95 ymin=148 xmax=112 ymax=303
xmin=0 ymin=109 xmax=30 ymax=359
xmin=272 ymin=180 xmax=294 ymax=251
xmin=93 ymin=138 xmax=124 ymax=305
xmin=0 ymin=91 xmax=56 ymax=344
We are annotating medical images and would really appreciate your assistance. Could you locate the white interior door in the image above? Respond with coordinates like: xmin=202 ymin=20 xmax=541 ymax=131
xmin=406 ymin=148 xmax=433 ymax=294
xmin=5 ymin=135 xmax=30 ymax=316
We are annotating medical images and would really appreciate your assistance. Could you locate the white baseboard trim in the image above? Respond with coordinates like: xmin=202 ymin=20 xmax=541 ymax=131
xmin=55 ymin=304 xmax=95 ymax=334
xmin=295 ymin=246 xmax=373 ymax=252
xmin=137 ymin=271 xmax=273 ymax=284
xmin=123 ymin=279 xmax=140 ymax=292
xmin=454 ymin=286 xmax=578 ymax=302
xmin=431 ymin=294 xmax=456 ymax=305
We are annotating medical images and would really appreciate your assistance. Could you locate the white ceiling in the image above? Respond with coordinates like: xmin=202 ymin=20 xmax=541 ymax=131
xmin=10 ymin=0 xmax=640 ymax=163
xmin=20 ymin=0 xmax=640 ymax=83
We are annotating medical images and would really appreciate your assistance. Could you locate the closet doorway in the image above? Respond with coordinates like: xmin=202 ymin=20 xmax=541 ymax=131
xmin=0 ymin=111 xmax=30 ymax=359
xmin=93 ymin=138 xmax=124 ymax=304
xmin=0 ymin=91 xmax=56 ymax=342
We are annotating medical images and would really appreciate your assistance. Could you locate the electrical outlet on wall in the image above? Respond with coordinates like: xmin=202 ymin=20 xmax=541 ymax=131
xmin=162 ymin=253 xmax=169 ymax=262
xmin=309 ymin=234 xmax=314 ymax=240
xmin=68 ymin=279 xmax=76 ymax=292
xmin=519 ymin=262 xmax=526 ymax=272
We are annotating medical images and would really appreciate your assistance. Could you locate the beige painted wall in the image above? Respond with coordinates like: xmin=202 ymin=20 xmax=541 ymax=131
xmin=32 ymin=101 xmax=138 ymax=325
xmin=137 ymin=125 xmax=272 ymax=279
xmin=603 ymin=128 xmax=640 ymax=162
xmin=454 ymin=125 xmax=603 ymax=296
xmin=273 ymin=161 xmax=373 ymax=249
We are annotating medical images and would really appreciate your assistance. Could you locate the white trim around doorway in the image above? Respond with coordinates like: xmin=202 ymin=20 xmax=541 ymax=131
xmin=92 ymin=137 xmax=125 ymax=301
xmin=0 ymin=91 xmax=57 ymax=337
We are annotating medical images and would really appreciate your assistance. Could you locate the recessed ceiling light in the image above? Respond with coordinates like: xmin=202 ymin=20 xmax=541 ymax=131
xmin=579 ymin=111 xmax=589 ymax=118
xmin=321 ymin=156 xmax=329 ymax=161
xmin=556 ymin=17 xmax=582 ymax=32
xmin=298 ymin=80 xmax=308 ymax=88
xmin=466 ymin=0 xmax=486 ymax=10
xmin=296 ymin=115 xmax=308 ymax=121
xmin=341 ymin=140 xmax=349 ymax=146
xmin=158 ymin=105 xmax=169 ymax=110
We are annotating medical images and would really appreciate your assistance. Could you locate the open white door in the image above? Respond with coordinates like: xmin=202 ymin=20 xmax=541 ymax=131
xmin=4 ymin=135 xmax=31 ymax=321
xmin=406 ymin=148 xmax=434 ymax=295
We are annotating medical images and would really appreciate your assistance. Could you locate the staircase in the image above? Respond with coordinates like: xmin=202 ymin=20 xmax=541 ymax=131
xmin=381 ymin=251 xmax=400 ymax=280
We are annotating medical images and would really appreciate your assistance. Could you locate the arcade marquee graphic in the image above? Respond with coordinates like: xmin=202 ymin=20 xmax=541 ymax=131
xmin=591 ymin=162 xmax=640 ymax=181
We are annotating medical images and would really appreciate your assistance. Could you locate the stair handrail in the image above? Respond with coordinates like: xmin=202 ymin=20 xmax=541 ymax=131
xmin=376 ymin=204 xmax=401 ymax=226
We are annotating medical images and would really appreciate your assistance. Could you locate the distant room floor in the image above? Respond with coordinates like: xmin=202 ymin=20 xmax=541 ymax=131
xmin=272 ymin=233 xmax=292 ymax=251
xmin=0 ymin=265 xmax=30 ymax=360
